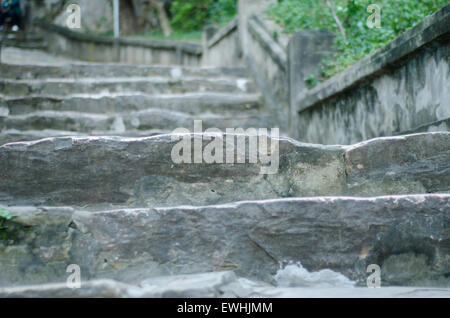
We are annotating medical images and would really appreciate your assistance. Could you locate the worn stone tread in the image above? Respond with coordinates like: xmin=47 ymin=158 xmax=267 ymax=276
xmin=0 ymin=110 xmax=273 ymax=135
xmin=0 ymin=133 xmax=346 ymax=206
xmin=0 ymin=62 xmax=250 ymax=80
xmin=0 ymin=129 xmax=168 ymax=146
xmin=1 ymin=92 xmax=261 ymax=115
xmin=0 ymin=133 xmax=448 ymax=206
xmin=1 ymin=277 xmax=449 ymax=298
xmin=0 ymin=76 xmax=257 ymax=96
xmin=0 ymin=194 xmax=448 ymax=287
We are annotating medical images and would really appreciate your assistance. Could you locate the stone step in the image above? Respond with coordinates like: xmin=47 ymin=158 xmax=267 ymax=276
xmin=0 ymin=194 xmax=448 ymax=287
xmin=0 ymin=77 xmax=257 ymax=96
xmin=0 ymin=63 xmax=250 ymax=80
xmin=2 ymin=41 xmax=48 ymax=50
xmin=1 ymin=92 xmax=261 ymax=116
xmin=1 ymin=33 xmax=47 ymax=50
xmin=1 ymin=32 xmax=45 ymax=42
xmin=0 ymin=110 xmax=273 ymax=136
xmin=1 ymin=276 xmax=449 ymax=298
xmin=0 ymin=132 xmax=448 ymax=207
xmin=0 ymin=129 xmax=168 ymax=146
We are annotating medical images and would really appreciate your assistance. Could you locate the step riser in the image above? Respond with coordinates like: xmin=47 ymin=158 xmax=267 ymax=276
xmin=2 ymin=94 xmax=261 ymax=116
xmin=0 ymin=112 xmax=272 ymax=135
xmin=0 ymin=133 xmax=448 ymax=207
xmin=0 ymin=79 xmax=257 ymax=96
xmin=1 ymin=195 xmax=448 ymax=287
xmin=0 ymin=64 xmax=250 ymax=80
xmin=2 ymin=42 xmax=48 ymax=50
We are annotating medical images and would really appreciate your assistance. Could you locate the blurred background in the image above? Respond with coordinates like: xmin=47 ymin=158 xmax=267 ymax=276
xmin=25 ymin=0 xmax=238 ymax=41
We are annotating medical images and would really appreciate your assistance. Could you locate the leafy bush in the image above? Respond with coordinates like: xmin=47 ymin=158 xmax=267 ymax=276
xmin=209 ymin=0 xmax=238 ymax=25
xmin=267 ymin=0 xmax=449 ymax=84
xmin=170 ymin=0 xmax=237 ymax=32
xmin=0 ymin=208 xmax=18 ymax=238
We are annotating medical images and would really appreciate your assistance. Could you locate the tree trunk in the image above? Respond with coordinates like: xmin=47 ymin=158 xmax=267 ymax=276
xmin=150 ymin=0 xmax=172 ymax=37
xmin=325 ymin=0 xmax=347 ymax=42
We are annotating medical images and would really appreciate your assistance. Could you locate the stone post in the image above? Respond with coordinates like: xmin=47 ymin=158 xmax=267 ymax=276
xmin=238 ymin=0 xmax=276 ymax=58
xmin=287 ymin=30 xmax=335 ymax=139
xmin=202 ymin=24 xmax=219 ymax=66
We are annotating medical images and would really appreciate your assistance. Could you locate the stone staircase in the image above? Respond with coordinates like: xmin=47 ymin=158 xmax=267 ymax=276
xmin=0 ymin=31 xmax=47 ymax=51
xmin=0 ymin=44 xmax=449 ymax=298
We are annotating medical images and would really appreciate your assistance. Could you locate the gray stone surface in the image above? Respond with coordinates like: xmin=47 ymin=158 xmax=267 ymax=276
xmin=1 ymin=16 xmax=450 ymax=297
xmin=0 ymin=76 xmax=257 ymax=96
xmin=1 ymin=275 xmax=449 ymax=298
xmin=0 ymin=279 xmax=134 ymax=298
xmin=288 ymin=29 xmax=335 ymax=138
xmin=0 ymin=62 xmax=250 ymax=79
xmin=0 ymin=134 xmax=346 ymax=206
xmin=2 ymin=93 xmax=261 ymax=116
xmin=139 ymin=271 xmax=238 ymax=298
xmin=36 ymin=20 xmax=202 ymax=66
xmin=0 ymin=195 xmax=448 ymax=287
xmin=203 ymin=18 xmax=243 ymax=67
xmin=0 ymin=133 xmax=448 ymax=206
xmin=0 ymin=129 xmax=168 ymax=146
xmin=246 ymin=15 xmax=288 ymax=128
xmin=344 ymin=133 xmax=450 ymax=195
xmin=0 ymin=47 xmax=75 ymax=66
xmin=0 ymin=110 xmax=272 ymax=134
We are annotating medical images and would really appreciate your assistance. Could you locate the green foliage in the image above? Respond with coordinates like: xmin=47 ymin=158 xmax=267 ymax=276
xmin=267 ymin=0 xmax=449 ymax=85
xmin=0 ymin=208 xmax=18 ymax=239
xmin=209 ymin=0 xmax=238 ymax=25
xmin=170 ymin=0 xmax=237 ymax=32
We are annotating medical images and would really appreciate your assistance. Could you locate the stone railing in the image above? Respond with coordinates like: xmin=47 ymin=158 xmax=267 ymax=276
xmin=202 ymin=1 xmax=290 ymax=129
xmin=202 ymin=17 xmax=242 ymax=67
xmin=246 ymin=14 xmax=289 ymax=125
xmin=35 ymin=20 xmax=203 ymax=66
xmin=218 ymin=0 xmax=450 ymax=143
xmin=291 ymin=4 xmax=450 ymax=144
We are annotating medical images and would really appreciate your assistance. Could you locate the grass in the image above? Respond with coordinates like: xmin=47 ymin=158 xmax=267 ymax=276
xmin=0 ymin=208 xmax=18 ymax=240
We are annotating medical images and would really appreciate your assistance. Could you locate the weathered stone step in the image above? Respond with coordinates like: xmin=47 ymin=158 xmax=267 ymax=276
xmin=1 ymin=32 xmax=45 ymax=42
xmin=0 ymin=77 xmax=257 ymax=96
xmin=0 ymin=63 xmax=250 ymax=80
xmin=1 ymin=92 xmax=261 ymax=116
xmin=0 ymin=129 xmax=168 ymax=146
xmin=0 ymin=110 xmax=272 ymax=135
xmin=0 ymin=194 xmax=448 ymax=287
xmin=1 ymin=33 xmax=47 ymax=50
xmin=0 ymin=133 xmax=344 ymax=206
xmin=2 ymin=41 xmax=48 ymax=50
xmin=1 ymin=276 xmax=449 ymax=298
xmin=0 ymin=132 xmax=448 ymax=207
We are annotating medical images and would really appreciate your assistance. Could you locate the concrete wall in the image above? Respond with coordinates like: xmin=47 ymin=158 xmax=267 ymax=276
xmin=36 ymin=21 xmax=202 ymax=66
xmin=292 ymin=5 xmax=450 ymax=144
